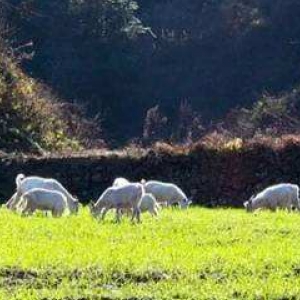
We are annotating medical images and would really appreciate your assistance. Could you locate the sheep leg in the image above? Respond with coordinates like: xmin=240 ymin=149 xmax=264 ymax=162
xmin=120 ymin=208 xmax=129 ymax=217
xmin=22 ymin=206 xmax=34 ymax=216
xmin=99 ymin=207 xmax=106 ymax=215
xmin=5 ymin=194 xmax=16 ymax=209
xmin=4 ymin=200 xmax=11 ymax=209
xmin=52 ymin=210 xmax=59 ymax=217
xmin=152 ymin=207 xmax=159 ymax=217
xmin=101 ymin=207 xmax=110 ymax=221
xmin=57 ymin=211 xmax=63 ymax=217
xmin=167 ymin=200 xmax=173 ymax=209
xmin=21 ymin=207 xmax=28 ymax=217
xmin=169 ymin=201 xmax=178 ymax=209
xmin=132 ymin=207 xmax=141 ymax=223
xmin=293 ymin=201 xmax=300 ymax=212
xmin=115 ymin=208 xmax=122 ymax=223
xmin=158 ymin=202 xmax=167 ymax=209
xmin=131 ymin=209 xmax=135 ymax=222
xmin=131 ymin=207 xmax=137 ymax=222
xmin=10 ymin=193 xmax=22 ymax=211
xmin=137 ymin=208 xmax=141 ymax=223
xmin=28 ymin=208 xmax=34 ymax=215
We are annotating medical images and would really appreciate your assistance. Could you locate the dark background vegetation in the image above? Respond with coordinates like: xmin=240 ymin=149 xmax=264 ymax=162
xmin=2 ymin=0 xmax=300 ymax=151
xmin=2 ymin=1 xmax=300 ymax=205
xmin=2 ymin=137 xmax=300 ymax=206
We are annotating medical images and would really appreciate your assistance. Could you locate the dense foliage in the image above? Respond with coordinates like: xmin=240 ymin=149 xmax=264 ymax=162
xmin=1 ymin=0 xmax=300 ymax=146
xmin=0 ymin=41 xmax=104 ymax=153
xmin=5 ymin=0 xmax=148 ymax=143
xmin=4 ymin=0 xmax=300 ymax=142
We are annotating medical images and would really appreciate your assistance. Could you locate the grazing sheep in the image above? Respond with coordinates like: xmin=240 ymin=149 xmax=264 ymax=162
xmin=11 ymin=174 xmax=79 ymax=214
xmin=112 ymin=178 xmax=159 ymax=216
xmin=143 ymin=180 xmax=192 ymax=209
xmin=140 ymin=193 xmax=160 ymax=216
xmin=5 ymin=174 xmax=27 ymax=209
xmin=112 ymin=177 xmax=130 ymax=187
xmin=5 ymin=192 xmax=18 ymax=209
xmin=243 ymin=183 xmax=300 ymax=212
xmin=19 ymin=188 xmax=68 ymax=217
xmin=113 ymin=177 xmax=160 ymax=216
xmin=89 ymin=183 xmax=144 ymax=223
xmin=121 ymin=193 xmax=160 ymax=217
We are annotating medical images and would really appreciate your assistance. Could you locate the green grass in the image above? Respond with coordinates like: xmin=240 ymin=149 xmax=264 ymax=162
xmin=0 ymin=207 xmax=300 ymax=299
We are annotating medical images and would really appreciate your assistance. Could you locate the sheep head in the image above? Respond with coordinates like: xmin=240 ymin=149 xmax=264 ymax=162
xmin=71 ymin=199 xmax=80 ymax=214
xmin=180 ymin=198 xmax=192 ymax=209
xmin=89 ymin=201 xmax=101 ymax=218
xmin=243 ymin=195 xmax=254 ymax=212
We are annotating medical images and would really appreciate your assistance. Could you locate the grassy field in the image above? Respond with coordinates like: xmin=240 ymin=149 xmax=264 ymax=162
xmin=0 ymin=207 xmax=300 ymax=299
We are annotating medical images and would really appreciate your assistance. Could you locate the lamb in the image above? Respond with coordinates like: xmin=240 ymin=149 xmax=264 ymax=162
xmin=10 ymin=174 xmax=79 ymax=214
xmin=140 ymin=193 xmax=160 ymax=216
xmin=19 ymin=188 xmax=68 ymax=217
xmin=121 ymin=193 xmax=160 ymax=217
xmin=112 ymin=178 xmax=159 ymax=216
xmin=143 ymin=180 xmax=192 ymax=209
xmin=89 ymin=183 xmax=144 ymax=223
xmin=112 ymin=177 xmax=130 ymax=187
xmin=243 ymin=183 xmax=300 ymax=212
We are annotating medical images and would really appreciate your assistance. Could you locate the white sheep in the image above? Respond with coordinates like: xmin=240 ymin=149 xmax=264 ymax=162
xmin=140 ymin=193 xmax=160 ymax=216
xmin=121 ymin=193 xmax=160 ymax=217
xmin=5 ymin=192 xmax=18 ymax=209
xmin=143 ymin=180 xmax=192 ymax=209
xmin=112 ymin=177 xmax=130 ymax=187
xmin=19 ymin=188 xmax=68 ymax=217
xmin=243 ymin=183 xmax=300 ymax=212
xmin=11 ymin=174 xmax=79 ymax=214
xmin=89 ymin=183 xmax=144 ymax=223
xmin=5 ymin=174 xmax=29 ymax=209
xmin=112 ymin=178 xmax=159 ymax=217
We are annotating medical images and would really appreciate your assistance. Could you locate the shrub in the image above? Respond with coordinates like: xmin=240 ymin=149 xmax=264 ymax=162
xmin=0 ymin=46 xmax=105 ymax=154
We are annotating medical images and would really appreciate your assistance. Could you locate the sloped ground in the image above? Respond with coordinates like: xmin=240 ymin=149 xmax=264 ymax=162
xmin=0 ymin=50 xmax=104 ymax=154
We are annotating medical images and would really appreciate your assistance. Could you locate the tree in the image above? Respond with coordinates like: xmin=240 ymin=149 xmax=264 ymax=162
xmin=143 ymin=105 xmax=168 ymax=144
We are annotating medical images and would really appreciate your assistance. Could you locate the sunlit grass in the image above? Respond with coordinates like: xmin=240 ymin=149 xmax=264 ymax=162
xmin=0 ymin=207 xmax=299 ymax=299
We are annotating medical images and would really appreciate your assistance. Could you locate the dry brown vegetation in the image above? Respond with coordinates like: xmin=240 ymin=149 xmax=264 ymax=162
xmin=2 ymin=133 xmax=300 ymax=208
xmin=0 ymin=43 xmax=104 ymax=154
xmin=142 ymin=133 xmax=300 ymax=158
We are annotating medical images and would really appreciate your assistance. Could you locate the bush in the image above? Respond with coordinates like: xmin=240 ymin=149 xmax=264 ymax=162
xmin=0 ymin=45 xmax=105 ymax=154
